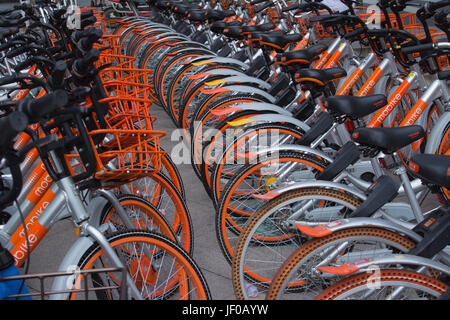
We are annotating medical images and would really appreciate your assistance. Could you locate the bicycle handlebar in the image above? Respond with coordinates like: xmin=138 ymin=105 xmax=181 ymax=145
xmin=400 ymin=42 xmax=450 ymax=55
xmin=49 ymin=61 xmax=68 ymax=89
xmin=76 ymin=30 xmax=103 ymax=53
xmin=72 ymin=27 xmax=103 ymax=42
xmin=18 ymin=90 xmax=69 ymax=123
xmin=250 ymin=0 xmax=269 ymax=5
xmin=343 ymin=27 xmax=365 ymax=40
xmin=72 ymin=48 xmax=100 ymax=77
xmin=0 ymin=112 xmax=29 ymax=154
xmin=80 ymin=16 xmax=97 ymax=29
xmin=254 ymin=1 xmax=274 ymax=13
xmin=428 ymin=0 xmax=450 ymax=14
xmin=401 ymin=43 xmax=435 ymax=55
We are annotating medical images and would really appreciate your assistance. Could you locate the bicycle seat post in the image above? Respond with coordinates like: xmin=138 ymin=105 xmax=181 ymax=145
xmin=391 ymin=151 xmax=425 ymax=223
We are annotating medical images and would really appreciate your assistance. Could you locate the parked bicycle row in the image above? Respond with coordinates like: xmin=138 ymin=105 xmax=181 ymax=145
xmin=0 ymin=0 xmax=211 ymax=299
xmin=110 ymin=0 xmax=450 ymax=300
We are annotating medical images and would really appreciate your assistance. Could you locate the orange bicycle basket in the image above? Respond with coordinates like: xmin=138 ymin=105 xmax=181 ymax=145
xmin=96 ymin=53 xmax=136 ymax=70
xmin=95 ymin=34 xmax=122 ymax=56
xmin=100 ymin=67 xmax=152 ymax=97
xmin=65 ymin=129 xmax=166 ymax=185
xmin=100 ymin=96 xmax=156 ymax=131
xmin=99 ymin=67 xmax=155 ymax=130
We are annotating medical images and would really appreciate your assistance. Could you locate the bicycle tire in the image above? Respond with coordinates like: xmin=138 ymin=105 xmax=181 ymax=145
xmin=315 ymin=269 xmax=448 ymax=300
xmin=211 ymin=122 xmax=307 ymax=204
xmin=265 ymin=227 xmax=417 ymax=300
xmin=216 ymin=156 xmax=330 ymax=265
xmin=121 ymin=172 xmax=194 ymax=254
xmin=71 ymin=230 xmax=211 ymax=300
xmin=190 ymin=97 xmax=270 ymax=180
xmin=100 ymin=194 xmax=177 ymax=242
xmin=230 ymin=186 xmax=364 ymax=298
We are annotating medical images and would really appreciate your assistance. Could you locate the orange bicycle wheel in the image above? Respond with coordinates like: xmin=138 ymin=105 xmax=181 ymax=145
xmin=190 ymin=97 xmax=265 ymax=179
xmin=216 ymin=151 xmax=329 ymax=264
xmin=315 ymin=269 xmax=448 ymax=300
xmin=438 ymin=122 xmax=450 ymax=200
xmin=100 ymin=194 xmax=176 ymax=241
xmin=211 ymin=123 xmax=306 ymax=205
xmin=122 ymin=172 xmax=193 ymax=254
xmin=71 ymin=230 xmax=211 ymax=300
xmin=264 ymin=227 xmax=416 ymax=300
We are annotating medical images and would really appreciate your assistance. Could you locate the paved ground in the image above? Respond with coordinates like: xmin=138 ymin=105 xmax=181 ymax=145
xmin=1 ymin=0 xmax=445 ymax=301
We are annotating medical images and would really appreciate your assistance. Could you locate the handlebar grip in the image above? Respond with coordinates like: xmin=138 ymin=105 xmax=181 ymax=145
xmin=250 ymin=0 xmax=269 ymax=5
xmin=80 ymin=10 xmax=94 ymax=20
xmin=254 ymin=1 xmax=274 ymax=13
xmin=72 ymin=27 xmax=101 ymax=42
xmin=51 ymin=8 xmax=67 ymax=21
xmin=435 ymin=6 xmax=450 ymax=23
xmin=343 ymin=27 xmax=366 ymax=40
xmin=429 ymin=0 xmax=450 ymax=12
xmin=401 ymin=43 xmax=434 ymax=54
xmin=282 ymin=4 xmax=299 ymax=12
xmin=77 ymin=29 xmax=103 ymax=52
xmin=80 ymin=16 xmax=97 ymax=29
xmin=0 ymin=112 xmax=28 ymax=152
xmin=50 ymin=61 xmax=68 ymax=89
xmin=73 ymin=48 xmax=100 ymax=77
xmin=19 ymin=90 xmax=69 ymax=122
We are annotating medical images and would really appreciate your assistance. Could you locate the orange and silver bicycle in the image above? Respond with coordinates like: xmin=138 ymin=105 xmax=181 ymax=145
xmin=0 ymin=2 xmax=210 ymax=300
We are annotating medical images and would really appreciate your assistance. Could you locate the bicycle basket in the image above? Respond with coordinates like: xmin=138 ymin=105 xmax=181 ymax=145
xmin=95 ymin=34 xmax=122 ymax=56
xmin=0 ymin=267 xmax=127 ymax=300
xmin=99 ymin=66 xmax=152 ymax=99
xmin=100 ymin=95 xmax=156 ymax=130
xmin=96 ymin=54 xmax=136 ymax=71
xmin=65 ymin=129 xmax=165 ymax=185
